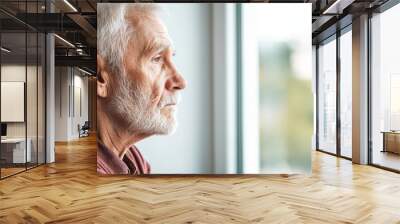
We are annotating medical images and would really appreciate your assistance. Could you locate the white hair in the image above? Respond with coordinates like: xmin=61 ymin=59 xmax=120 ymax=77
xmin=98 ymin=3 xmax=178 ymax=135
xmin=97 ymin=3 xmax=161 ymax=76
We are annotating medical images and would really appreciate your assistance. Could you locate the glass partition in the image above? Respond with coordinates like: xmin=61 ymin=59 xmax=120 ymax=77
xmin=0 ymin=1 xmax=46 ymax=179
xmin=1 ymin=30 xmax=28 ymax=177
xmin=317 ymin=36 xmax=337 ymax=154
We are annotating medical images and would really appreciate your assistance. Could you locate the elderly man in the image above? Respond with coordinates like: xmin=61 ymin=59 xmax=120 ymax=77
xmin=97 ymin=4 xmax=186 ymax=175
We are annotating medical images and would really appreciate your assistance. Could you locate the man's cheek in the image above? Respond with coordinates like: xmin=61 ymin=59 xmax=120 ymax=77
xmin=150 ymin=82 xmax=162 ymax=106
xmin=152 ymin=65 xmax=163 ymax=80
xmin=143 ymin=64 xmax=162 ymax=104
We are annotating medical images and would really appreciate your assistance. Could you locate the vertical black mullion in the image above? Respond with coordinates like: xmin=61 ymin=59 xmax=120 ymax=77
xmin=316 ymin=45 xmax=320 ymax=150
xmin=69 ymin=69 xmax=71 ymax=117
xmin=44 ymin=0 xmax=48 ymax=164
xmin=73 ymin=68 xmax=75 ymax=118
xmin=36 ymin=0 xmax=39 ymax=167
xmin=68 ymin=70 xmax=70 ymax=117
xmin=88 ymin=78 xmax=91 ymax=130
xmin=0 ymin=22 xmax=2 ymax=179
xmin=44 ymin=32 xmax=47 ymax=164
xmin=367 ymin=11 xmax=373 ymax=165
xmin=59 ymin=68 xmax=61 ymax=117
xmin=336 ymin=29 xmax=341 ymax=157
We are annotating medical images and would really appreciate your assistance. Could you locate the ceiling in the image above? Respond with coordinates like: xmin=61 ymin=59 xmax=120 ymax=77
xmin=0 ymin=0 xmax=97 ymax=74
xmin=0 ymin=0 xmax=394 ymax=73
xmin=310 ymin=0 xmax=390 ymax=43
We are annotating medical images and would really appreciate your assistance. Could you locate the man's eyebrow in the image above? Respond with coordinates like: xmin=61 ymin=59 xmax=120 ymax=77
xmin=143 ymin=38 xmax=172 ymax=56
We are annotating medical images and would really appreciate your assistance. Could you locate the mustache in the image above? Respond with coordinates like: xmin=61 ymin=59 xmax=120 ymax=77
xmin=158 ymin=93 xmax=181 ymax=107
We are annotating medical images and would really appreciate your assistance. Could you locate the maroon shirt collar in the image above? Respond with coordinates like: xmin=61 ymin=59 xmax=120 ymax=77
xmin=97 ymin=141 xmax=151 ymax=175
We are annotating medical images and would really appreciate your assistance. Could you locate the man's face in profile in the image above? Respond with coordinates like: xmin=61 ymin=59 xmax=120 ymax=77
xmin=108 ymin=13 xmax=186 ymax=136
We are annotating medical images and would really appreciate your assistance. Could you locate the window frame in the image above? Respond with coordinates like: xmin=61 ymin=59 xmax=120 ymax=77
xmin=315 ymin=23 xmax=353 ymax=161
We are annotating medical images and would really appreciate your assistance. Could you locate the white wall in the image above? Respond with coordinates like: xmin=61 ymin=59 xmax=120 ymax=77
xmin=71 ymin=73 xmax=89 ymax=138
xmin=55 ymin=67 xmax=89 ymax=141
xmin=55 ymin=67 xmax=69 ymax=141
xmin=138 ymin=3 xmax=213 ymax=174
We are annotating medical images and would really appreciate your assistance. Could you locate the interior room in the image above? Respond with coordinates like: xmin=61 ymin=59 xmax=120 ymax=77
xmin=0 ymin=0 xmax=399 ymax=223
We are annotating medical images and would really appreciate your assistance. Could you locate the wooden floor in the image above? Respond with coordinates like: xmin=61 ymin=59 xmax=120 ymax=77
xmin=1 ymin=167 xmax=26 ymax=178
xmin=373 ymin=151 xmax=400 ymax=171
xmin=1 ymin=163 xmax=44 ymax=178
xmin=1 ymin=135 xmax=400 ymax=223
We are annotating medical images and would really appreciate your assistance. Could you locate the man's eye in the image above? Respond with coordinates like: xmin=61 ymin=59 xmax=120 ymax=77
xmin=152 ymin=55 xmax=163 ymax=63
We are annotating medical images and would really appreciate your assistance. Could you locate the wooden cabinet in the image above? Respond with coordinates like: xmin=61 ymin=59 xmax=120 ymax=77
xmin=382 ymin=132 xmax=400 ymax=154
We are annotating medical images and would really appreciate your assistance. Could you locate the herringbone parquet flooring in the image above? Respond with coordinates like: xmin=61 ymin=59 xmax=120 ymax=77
xmin=1 ymin=135 xmax=400 ymax=223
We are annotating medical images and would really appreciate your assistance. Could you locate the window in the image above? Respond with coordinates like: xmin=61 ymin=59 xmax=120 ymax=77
xmin=317 ymin=36 xmax=337 ymax=155
xmin=371 ymin=3 xmax=400 ymax=171
xmin=241 ymin=4 xmax=312 ymax=173
xmin=340 ymin=28 xmax=352 ymax=158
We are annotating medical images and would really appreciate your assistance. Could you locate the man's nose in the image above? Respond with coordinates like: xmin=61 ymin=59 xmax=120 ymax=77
xmin=165 ymin=68 xmax=186 ymax=91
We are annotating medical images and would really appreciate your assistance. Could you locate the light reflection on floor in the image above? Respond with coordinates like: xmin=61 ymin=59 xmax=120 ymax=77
xmin=372 ymin=151 xmax=400 ymax=171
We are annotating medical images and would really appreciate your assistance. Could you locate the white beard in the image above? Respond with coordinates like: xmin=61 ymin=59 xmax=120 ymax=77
xmin=108 ymin=73 xmax=179 ymax=135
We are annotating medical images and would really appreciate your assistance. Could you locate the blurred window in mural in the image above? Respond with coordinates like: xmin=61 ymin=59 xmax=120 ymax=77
xmin=242 ymin=4 xmax=312 ymax=173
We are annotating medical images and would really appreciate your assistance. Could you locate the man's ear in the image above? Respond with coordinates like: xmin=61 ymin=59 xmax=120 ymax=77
xmin=97 ymin=54 xmax=111 ymax=98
